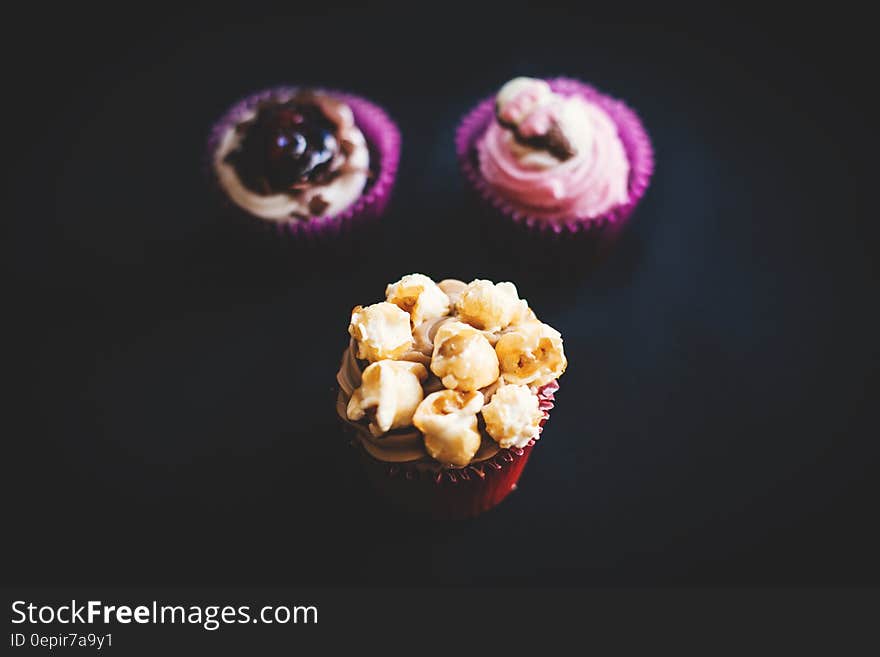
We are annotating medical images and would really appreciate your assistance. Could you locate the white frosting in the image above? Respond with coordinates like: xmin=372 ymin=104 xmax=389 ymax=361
xmin=213 ymin=96 xmax=369 ymax=221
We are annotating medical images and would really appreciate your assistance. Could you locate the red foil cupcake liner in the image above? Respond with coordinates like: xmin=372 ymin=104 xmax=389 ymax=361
xmin=456 ymin=77 xmax=654 ymax=247
xmin=207 ymin=86 xmax=401 ymax=243
xmin=347 ymin=380 xmax=560 ymax=520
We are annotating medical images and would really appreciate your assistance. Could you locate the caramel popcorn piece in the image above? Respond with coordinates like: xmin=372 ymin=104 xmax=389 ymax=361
xmin=455 ymin=279 xmax=526 ymax=332
xmin=481 ymin=384 xmax=543 ymax=449
xmin=430 ymin=320 xmax=500 ymax=391
xmin=508 ymin=301 xmax=537 ymax=328
xmin=413 ymin=390 xmax=484 ymax=467
xmin=385 ymin=273 xmax=451 ymax=327
xmin=348 ymin=302 xmax=413 ymax=362
xmin=346 ymin=360 xmax=428 ymax=436
xmin=495 ymin=321 xmax=567 ymax=387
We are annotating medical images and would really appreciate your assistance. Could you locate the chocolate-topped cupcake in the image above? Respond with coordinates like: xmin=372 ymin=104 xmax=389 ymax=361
xmin=208 ymin=86 xmax=400 ymax=239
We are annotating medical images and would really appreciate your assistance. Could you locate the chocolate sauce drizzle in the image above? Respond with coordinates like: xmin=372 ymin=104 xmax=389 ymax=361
xmin=225 ymin=94 xmax=345 ymax=196
xmin=495 ymin=103 xmax=576 ymax=161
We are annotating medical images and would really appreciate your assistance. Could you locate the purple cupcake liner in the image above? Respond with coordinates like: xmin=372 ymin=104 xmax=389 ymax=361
xmin=207 ymin=86 xmax=401 ymax=241
xmin=456 ymin=77 xmax=654 ymax=240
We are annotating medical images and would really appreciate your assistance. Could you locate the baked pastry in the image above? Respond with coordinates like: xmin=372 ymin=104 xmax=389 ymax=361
xmin=336 ymin=274 xmax=566 ymax=518
xmin=208 ymin=86 xmax=400 ymax=239
xmin=457 ymin=76 xmax=653 ymax=247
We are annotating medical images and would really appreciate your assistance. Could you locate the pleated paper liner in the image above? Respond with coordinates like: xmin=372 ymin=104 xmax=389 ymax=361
xmin=344 ymin=380 xmax=560 ymax=520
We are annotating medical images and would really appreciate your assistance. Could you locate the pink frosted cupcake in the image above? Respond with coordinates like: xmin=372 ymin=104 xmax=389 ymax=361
xmin=208 ymin=86 xmax=400 ymax=241
xmin=336 ymin=274 xmax=567 ymax=519
xmin=457 ymin=76 xmax=653 ymax=251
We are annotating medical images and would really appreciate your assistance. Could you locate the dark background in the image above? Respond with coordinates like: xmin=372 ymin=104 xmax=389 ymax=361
xmin=4 ymin=2 xmax=877 ymax=587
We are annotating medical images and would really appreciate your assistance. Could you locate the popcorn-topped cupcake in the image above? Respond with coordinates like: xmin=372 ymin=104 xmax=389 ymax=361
xmin=336 ymin=274 xmax=567 ymax=470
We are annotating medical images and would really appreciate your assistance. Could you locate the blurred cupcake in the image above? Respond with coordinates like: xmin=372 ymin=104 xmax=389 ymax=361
xmin=208 ymin=86 xmax=400 ymax=240
xmin=457 ymin=76 xmax=653 ymax=253
xmin=336 ymin=274 xmax=566 ymax=520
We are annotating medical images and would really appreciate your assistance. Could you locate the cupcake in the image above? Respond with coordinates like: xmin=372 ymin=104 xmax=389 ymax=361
xmin=336 ymin=274 xmax=567 ymax=519
xmin=208 ymin=86 xmax=400 ymax=241
xmin=456 ymin=76 xmax=654 ymax=254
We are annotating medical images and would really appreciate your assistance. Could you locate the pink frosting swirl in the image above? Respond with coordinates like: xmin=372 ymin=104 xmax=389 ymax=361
xmin=477 ymin=78 xmax=631 ymax=223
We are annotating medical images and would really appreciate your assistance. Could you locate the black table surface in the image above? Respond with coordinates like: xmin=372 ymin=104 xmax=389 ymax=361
xmin=4 ymin=4 xmax=877 ymax=587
